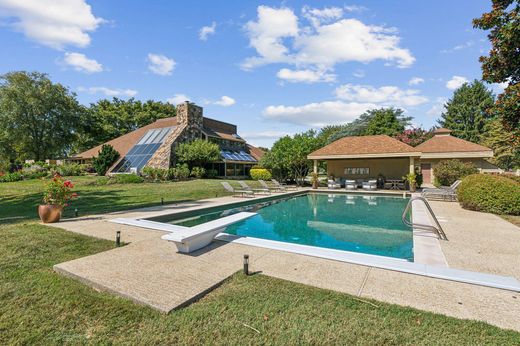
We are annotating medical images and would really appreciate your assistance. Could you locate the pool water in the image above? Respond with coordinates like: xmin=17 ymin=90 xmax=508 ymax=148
xmin=167 ymin=193 xmax=413 ymax=260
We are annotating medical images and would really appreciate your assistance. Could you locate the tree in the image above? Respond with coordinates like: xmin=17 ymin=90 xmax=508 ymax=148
xmin=77 ymin=98 xmax=176 ymax=152
xmin=327 ymin=108 xmax=411 ymax=143
xmin=438 ymin=80 xmax=495 ymax=143
xmin=0 ymin=71 xmax=84 ymax=161
xmin=481 ymin=118 xmax=520 ymax=170
xmin=92 ymin=144 xmax=120 ymax=175
xmin=175 ymin=139 xmax=221 ymax=169
xmin=364 ymin=108 xmax=411 ymax=136
xmin=261 ymin=130 xmax=322 ymax=185
xmin=473 ymin=0 xmax=520 ymax=134
xmin=394 ymin=127 xmax=434 ymax=147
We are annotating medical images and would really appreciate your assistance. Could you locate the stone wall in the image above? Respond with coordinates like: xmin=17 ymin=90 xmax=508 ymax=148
xmin=146 ymin=102 xmax=203 ymax=169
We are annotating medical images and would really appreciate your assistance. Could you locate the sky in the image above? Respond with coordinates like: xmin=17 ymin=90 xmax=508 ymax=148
xmin=0 ymin=0 xmax=505 ymax=148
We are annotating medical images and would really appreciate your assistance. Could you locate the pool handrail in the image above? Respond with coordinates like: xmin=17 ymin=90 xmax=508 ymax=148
xmin=402 ymin=196 xmax=448 ymax=241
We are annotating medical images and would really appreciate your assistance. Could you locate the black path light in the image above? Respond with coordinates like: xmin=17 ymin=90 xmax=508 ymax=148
xmin=74 ymin=208 xmax=78 ymax=217
xmin=116 ymin=231 xmax=121 ymax=247
xmin=243 ymin=254 xmax=249 ymax=275
xmin=161 ymin=197 xmax=164 ymax=205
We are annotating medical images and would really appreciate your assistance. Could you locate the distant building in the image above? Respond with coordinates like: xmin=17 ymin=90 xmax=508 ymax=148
xmin=70 ymin=102 xmax=264 ymax=177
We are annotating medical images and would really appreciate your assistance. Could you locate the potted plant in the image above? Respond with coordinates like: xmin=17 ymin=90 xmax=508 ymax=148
xmin=403 ymin=173 xmax=417 ymax=192
xmin=38 ymin=174 xmax=77 ymax=223
xmin=310 ymin=172 xmax=319 ymax=189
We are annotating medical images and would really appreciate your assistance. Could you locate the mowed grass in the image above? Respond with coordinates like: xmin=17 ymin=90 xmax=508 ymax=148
xmin=0 ymin=177 xmax=252 ymax=223
xmin=1 ymin=223 xmax=519 ymax=345
xmin=501 ymin=215 xmax=520 ymax=228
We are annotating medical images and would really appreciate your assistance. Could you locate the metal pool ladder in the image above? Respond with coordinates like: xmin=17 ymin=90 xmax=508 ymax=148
xmin=402 ymin=196 xmax=448 ymax=241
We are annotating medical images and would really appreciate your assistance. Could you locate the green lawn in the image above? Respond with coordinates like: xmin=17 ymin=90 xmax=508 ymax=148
xmin=0 ymin=177 xmax=243 ymax=223
xmin=501 ymin=215 xmax=520 ymax=228
xmin=1 ymin=223 xmax=519 ymax=345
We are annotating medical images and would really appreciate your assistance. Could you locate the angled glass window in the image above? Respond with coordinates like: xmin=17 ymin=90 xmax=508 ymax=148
xmin=112 ymin=127 xmax=174 ymax=173
xmin=221 ymin=149 xmax=257 ymax=162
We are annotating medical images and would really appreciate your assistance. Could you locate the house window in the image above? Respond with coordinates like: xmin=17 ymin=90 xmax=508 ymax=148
xmin=344 ymin=167 xmax=369 ymax=175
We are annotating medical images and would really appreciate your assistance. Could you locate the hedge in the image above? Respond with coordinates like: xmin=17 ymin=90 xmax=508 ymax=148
xmin=250 ymin=168 xmax=272 ymax=181
xmin=457 ymin=174 xmax=520 ymax=215
xmin=434 ymin=160 xmax=478 ymax=186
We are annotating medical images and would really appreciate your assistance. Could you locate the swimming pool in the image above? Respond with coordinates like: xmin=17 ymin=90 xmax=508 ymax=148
xmin=158 ymin=193 xmax=413 ymax=261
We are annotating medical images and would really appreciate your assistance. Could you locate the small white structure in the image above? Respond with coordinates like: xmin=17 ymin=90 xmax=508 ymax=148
xmin=110 ymin=212 xmax=257 ymax=253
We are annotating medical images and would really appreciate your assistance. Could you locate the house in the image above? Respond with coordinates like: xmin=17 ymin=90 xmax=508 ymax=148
xmin=70 ymin=102 xmax=264 ymax=177
xmin=308 ymin=128 xmax=495 ymax=185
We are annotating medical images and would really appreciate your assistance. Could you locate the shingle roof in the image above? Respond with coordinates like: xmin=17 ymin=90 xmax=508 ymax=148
xmin=415 ymin=134 xmax=492 ymax=153
xmin=308 ymin=135 xmax=419 ymax=158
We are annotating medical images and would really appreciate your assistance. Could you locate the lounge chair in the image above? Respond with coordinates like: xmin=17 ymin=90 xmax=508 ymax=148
xmin=258 ymin=180 xmax=279 ymax=192
xmin=421 ymin=180 xmax=461 ymax=201
xmin=271 ymin=179 xmax=297 ymax=191
xmin=362 ymin=179 xmax=377 ymax=191
xmin=237 ymin=180 xmax=270 ymax=194
xmin=221 ymin=182 xmax=254 ymax=198
xmin=327 ymin=178 xmax=341 ymax=189
xmin=345 ymin=180 xmax=357 ymax=190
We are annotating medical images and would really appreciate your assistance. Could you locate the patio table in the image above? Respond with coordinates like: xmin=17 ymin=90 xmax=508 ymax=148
xmin=386 ymin=179 xmax=403 ymax=190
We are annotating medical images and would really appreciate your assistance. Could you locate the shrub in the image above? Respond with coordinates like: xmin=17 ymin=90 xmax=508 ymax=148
xmin=52 ymin=163 xmax=84 ymax=176
xmin=22 ymin=164 xmax=49 ymax=179
xmin=42 ymin=174 xmax=77 ymax=207
xmin=112 ymin=174 xmax=144 ymax=184
xmin=172 ymin=164 xmax=190 ymax=180
xmin=457 ymin=174 xmax=520 ymax=215
xmin=434 ymin=160 xmax=478 ymax=186
xmin=250 ymin=168 xmax=272 ymax=181
xmin=190 ymin=167 xmax=206 ymax=179
xmin=0 ymin=172 xmax=24 ymax=183
xmin=206 ymin=169 xmax=218 ymax=178
xmin=175 ymin=139 xmax=221 ymax=168
xmin=142 ymin=167 xmax=170 ymax=181
xmin=93 ymin=144 xmax=120 ymax=176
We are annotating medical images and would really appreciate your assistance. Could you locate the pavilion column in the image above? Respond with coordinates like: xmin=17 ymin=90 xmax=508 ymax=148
xmin=409 ymin=157 xmax=415 ymax=174
xmin=313 ymin=160 xmax=318 ymax=174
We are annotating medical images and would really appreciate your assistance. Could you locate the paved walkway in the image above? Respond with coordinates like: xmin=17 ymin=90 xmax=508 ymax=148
xmin=52 ymin=194 xmax=520 ymax=332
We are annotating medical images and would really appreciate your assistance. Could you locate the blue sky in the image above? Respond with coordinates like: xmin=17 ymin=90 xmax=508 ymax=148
xmin=0 ymin=0 xmax=502 ymax=147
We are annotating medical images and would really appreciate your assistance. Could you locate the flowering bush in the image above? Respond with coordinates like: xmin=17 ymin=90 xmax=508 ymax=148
xmin=43 ymin=174 xmax=78 ymax=207
xmin=394 ymin=127 xmax=433 ymax=147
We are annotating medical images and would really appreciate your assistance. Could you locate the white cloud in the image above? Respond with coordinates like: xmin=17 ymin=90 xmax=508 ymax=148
xmin=147 ymin=53 xmax=175 ymax=76
xmin=62 ymin=52 xmax=103 ymax=73
xmin=446 ymin=75 xmax=468 ymax=90
xmin=302 ymin=6 xmax=343 ymax=27
xmin=242 ymin=5 xmax=414 ymax=79
xmin=441 ymin=40 xmax=473 ymax=53
xmin=78 ymin=86 xmax=137 ymax=97
xmin=344 ymin=5 xmax=368 ymax=12
xmin=353 ymin=69 xmax=365 ymax=78
xmin=0 ymin=0 xmax=104 ymax=49
xmin=214 ymin=96 xmax=236 ymax=106
xmin=276 ymin=68 xmax=335 ymax=83
xmin=167 ymin=93 xmax=190 ymax=104
xmin=263 ymin=101 xmax=378 ymax=127
xmin=241 ymin=6 xmax=299 ymax=70
xmin=408 ymin=77 xmax=424 ymax=85
xmin=426 ymin=97 xmax=447 ymax=117
xmin=241 ymin=130 xmax=293 ymax=140
xmin=334 ymin=84 xmax=428 ymax=107
xmin=199 ymin=21 xmax=216 ymax=41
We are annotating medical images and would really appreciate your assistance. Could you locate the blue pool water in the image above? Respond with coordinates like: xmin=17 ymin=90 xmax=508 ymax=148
xmin=167 ymin=193 xmax=413 ymax=260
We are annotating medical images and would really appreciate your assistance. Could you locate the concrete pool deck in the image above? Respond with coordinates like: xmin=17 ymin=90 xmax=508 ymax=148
xmin=51 ymin=190 xmax=520 ymax=331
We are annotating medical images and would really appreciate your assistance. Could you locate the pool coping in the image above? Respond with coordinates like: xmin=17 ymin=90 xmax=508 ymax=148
xmin=128 ymin=189 xmax=520 ymax=292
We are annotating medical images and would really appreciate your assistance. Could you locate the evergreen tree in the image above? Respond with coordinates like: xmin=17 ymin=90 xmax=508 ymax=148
xmin=438 ymin=80 xmax=495 ymax=143
xmin=481 ymin=118 xmax=520 ymax=170
xmin=364 ymin=108 xmax=411 ymax=136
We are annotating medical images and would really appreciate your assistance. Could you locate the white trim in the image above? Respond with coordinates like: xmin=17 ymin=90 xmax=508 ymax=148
xmin=308 ymin=152 xmax=422 ymax=160
xmin=420 ymin=151 xmax=493 ymax=159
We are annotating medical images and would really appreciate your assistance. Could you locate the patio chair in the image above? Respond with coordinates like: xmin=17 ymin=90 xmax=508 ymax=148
xmin=258 ymin=179 xmax=280 ymax=192
xmin=271 ymin=179 xmax=297 ymax=191
xmin=345 ymin=180 xmax=357 ymax=190
xmin=237 ymin=180 xmax=270 ymax=195
xmin=327 ymin=178 xmax=341 ymax=189
xmin=421 ymin=180 xmax=461 ymax=202
xmin=362 ymin=179 xmax=377 ymax=191
xmin=221 ymin=182 xmax=255 ymax=198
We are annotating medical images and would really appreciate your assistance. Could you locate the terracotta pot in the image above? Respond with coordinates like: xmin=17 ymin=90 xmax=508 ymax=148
xmin=38 ymin=204 xmax=63 ymax=223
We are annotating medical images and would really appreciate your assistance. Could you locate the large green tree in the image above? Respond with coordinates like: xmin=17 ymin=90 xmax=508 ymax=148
xmin=481 ymin=118 xmax=520 ymax=169
xmin=438 ymin=80 xmax=495 ymax=143
xmin=473 ymin=0 xmax=520 ymax=134
xmin=175 ymin=139 xmax=221 ymax=169
xmin=261 ymin=130 xmax=322 ymax=185
xmin=77 ymin=98 xmax=176 ymax=152
xmin=0 ymin=71 xmax=84 ymax=161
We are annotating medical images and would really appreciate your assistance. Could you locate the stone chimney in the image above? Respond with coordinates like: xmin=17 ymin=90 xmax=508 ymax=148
xmin=177 ymin=101 xmax=203 ymax=128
